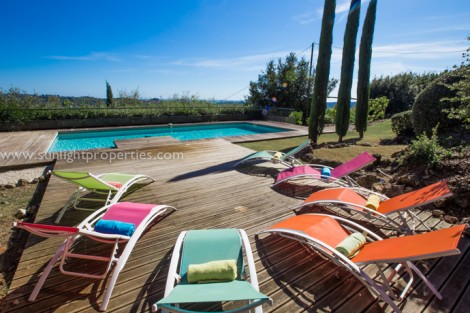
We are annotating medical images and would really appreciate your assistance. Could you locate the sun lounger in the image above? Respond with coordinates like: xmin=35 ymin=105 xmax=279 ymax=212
xmin=259 ymin=214 xmax=466 ymax=313
xmin=14 ymin=201 xmax=176 ymax=311
xmin=51 ymin=170 xmax=155 ymax=223
xmin=291 ymin=181 xmax=452 ymax=234
xmin=273 ymin=151 xmax=376 ymax=188
xmin=234 ymin=139 xmax=311 ymax=167
xmin=154 ymin=228 xmax=272 ymax=313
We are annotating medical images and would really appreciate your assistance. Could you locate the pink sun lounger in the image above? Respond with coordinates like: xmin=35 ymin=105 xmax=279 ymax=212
xmin=15 ymin=202 xmax=176 ymax=311
xmin=273 ymin=151 xmax=376 ymax=187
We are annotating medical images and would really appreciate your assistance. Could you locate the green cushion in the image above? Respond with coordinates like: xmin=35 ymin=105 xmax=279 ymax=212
xmin=335 ymin=232 xmax=367 ymax=258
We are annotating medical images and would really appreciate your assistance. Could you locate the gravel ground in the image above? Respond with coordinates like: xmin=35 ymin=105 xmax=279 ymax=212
xmin=0 ymin=166 xmax=50 ymax=186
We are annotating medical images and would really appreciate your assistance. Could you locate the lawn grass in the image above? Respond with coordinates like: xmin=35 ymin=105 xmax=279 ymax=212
xmin=238 ymin=120 xmax=407 ymax=162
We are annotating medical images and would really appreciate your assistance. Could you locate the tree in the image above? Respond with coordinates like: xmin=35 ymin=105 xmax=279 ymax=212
xmin=117 ymin=88 xmax=141 ymax=107
xmin=355 ymin=0 xmax=377 ymax=138
xmin=247 ymin=53 xmax=336 ymax=123
xmin=336 ymin=0 xmax=361 ymax=142
xmin=309 ymin=0 xmax=336 ymax=143
xmin=106 ymin=81 xmax=114 ymax=108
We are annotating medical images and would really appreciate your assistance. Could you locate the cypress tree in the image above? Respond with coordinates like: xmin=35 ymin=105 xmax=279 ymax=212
xmin=308 ymin=0 xmax=336 ymax=144
xmin=106 ymin=80 xmax=113 ymax=108
xmin=355 ymin=0 xmax=377 ymax=138
xmin=335 ymin=0 xmax=361 ymax=142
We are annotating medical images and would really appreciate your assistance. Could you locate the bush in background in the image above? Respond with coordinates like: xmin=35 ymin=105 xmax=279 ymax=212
xmin=368 ymin=96 xmax=388 ymax=122
xmin=288 ymin=111 xmax=303 ymax=125
xmin=412 ymin=66 xmax=468 ymax=137
xmin=391 ymin=110 xmax=414 ymax=136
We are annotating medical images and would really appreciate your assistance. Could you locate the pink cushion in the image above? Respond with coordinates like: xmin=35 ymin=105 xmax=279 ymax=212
xmin=106 ymin=181 xmax=123 ymax=189
xmin=101 ymin=202 xmax=157 ymax=228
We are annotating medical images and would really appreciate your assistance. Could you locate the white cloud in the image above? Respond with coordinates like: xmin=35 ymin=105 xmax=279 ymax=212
xmin=425 ymin=12 xmax=470 ymax=20
xmin=336 ymin=0 xmax=352 ymax=14
xmin=292 ymin=12 xmax=317 ymax=25
xmin=172 ymin=51 xmax=292 ymax=71
xmin=372 ymin=40 xmax=467 ymax=59
xmin=46 ymin=52 xmax=121 ymax=62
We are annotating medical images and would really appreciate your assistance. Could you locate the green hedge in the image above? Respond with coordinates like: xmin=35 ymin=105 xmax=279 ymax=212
xmin=0 ymin=105 xmax=257 ymax=123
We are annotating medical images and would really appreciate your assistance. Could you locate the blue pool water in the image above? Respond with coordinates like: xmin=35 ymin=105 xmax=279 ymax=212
xmin=48 ymin=122 xmax=290 ymax=152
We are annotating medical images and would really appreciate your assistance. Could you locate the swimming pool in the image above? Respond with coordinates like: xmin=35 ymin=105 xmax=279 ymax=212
xmin=48 ymin=122 xmax=290 ymax=152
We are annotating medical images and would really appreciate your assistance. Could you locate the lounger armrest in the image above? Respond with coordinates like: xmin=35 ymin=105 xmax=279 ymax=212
xmin=351 ymin=186 xmax=390 ymax=201
xmin=79 ymin=229 xmax=131 ymax=240
xmin=307 ymin=163 xmax=334 ymax=170
xmin=14 ymin=221 xmax=79 ymax=238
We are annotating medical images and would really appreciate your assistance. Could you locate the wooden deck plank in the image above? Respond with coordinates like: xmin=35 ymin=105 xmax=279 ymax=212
xmin=3 ymin=138 xmax=468 ymax=313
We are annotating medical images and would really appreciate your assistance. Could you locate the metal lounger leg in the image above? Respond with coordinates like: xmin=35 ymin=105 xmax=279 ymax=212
xmin=29 ymin=244 xmax=66 ymax=301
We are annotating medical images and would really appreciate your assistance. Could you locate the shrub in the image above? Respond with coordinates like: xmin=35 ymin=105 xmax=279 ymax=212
xmin=289 ymin=111 xmax=303 ymax=125
xmin=324 ymin=107 xmax=336 ymax=124
xmin=368 ymin=96 xmax=388 ymax=122
xmin=412 ymin=66 xmax=467 ymax=136
xmin=402 ymin=128 xmax=447 ymax=167
xmin=391 ymin=110 xmax=414 ymax=136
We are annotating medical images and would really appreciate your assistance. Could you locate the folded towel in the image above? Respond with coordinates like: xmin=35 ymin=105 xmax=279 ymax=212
xmin=187 ymin=259 xmax=237 ymax=284
xmin=365 ymin=194 xmax=380 ymax=211
xmin=105 ymin=181 xmax=123 ymax=189
xmin=321 ymin=167 xmax=331 ymax=180
xmin=271 ymin=152 xmax=283 ymax=163
xmin=94 ymin=220 xmax=135 ymax=237
xmin=335 ymin=232 xmax=367 ymax=258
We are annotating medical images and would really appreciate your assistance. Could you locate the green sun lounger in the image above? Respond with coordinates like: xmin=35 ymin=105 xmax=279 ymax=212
xmin=234 ymin=139 xmax=310 ymax=167
xmin=154 ymin=229 xmax=272 ymax=313
xmin=52 ymin=170 xmax=154 ymax=223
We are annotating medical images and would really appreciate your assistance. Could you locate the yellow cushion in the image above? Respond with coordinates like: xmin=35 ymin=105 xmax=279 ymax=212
xmin=365 ymin=194 xmax=380 ymax=211
xmin=187 ymin=259 xmax=237 ymax=284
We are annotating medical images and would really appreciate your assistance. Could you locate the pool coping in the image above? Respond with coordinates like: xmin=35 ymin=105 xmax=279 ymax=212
xmin=0 ymin=120 xmax=309 ymax=170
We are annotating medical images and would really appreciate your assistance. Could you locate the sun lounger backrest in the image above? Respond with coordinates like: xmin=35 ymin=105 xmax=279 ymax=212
xmin=52 ymin=171 xmax=119 ymax=191
xmin=351 ymin=224 xmax=465 ymax=264
xmin=179 ymin=229 xmax=244 ymax=283
xmin=268 ymin=215 xmax=350 ymax=248
xmin=330 ymin=152 xmax=376 ymax=178
xmin=280 ymin=139 xmax=311 ymax=160
xmin=378 ymin=181 xmax=452 ymax=215
xmin=274 ymin=165 xmax=321 ymax=185
xmin=100 ymin=202 xmax=157 ymax=228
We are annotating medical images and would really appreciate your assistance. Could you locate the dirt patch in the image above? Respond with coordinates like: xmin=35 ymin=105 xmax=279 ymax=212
xmin=0 ymin=173 xmax=50 ymax=302
xmin=300 ymin=144 xmax=470 ymax=223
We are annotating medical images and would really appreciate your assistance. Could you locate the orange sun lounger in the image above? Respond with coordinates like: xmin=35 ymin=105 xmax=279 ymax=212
xmin=290 ymin=181 xmax=452 ymax=234
xmin=259 ymin=214 xmax=466 ymax=313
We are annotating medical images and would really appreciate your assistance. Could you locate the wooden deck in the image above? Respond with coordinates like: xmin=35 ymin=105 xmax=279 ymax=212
xmin=0 ymin=121 xmax=308 ymax=169
xmin=0 ymin=129 xmax=57 ymax=168
xmin=3 ymin=139 xmax=469 ymax=313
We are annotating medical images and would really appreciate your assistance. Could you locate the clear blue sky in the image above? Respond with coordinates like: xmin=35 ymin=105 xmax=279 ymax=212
xmin=1 ymin=0 xmax=469 ymax=100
